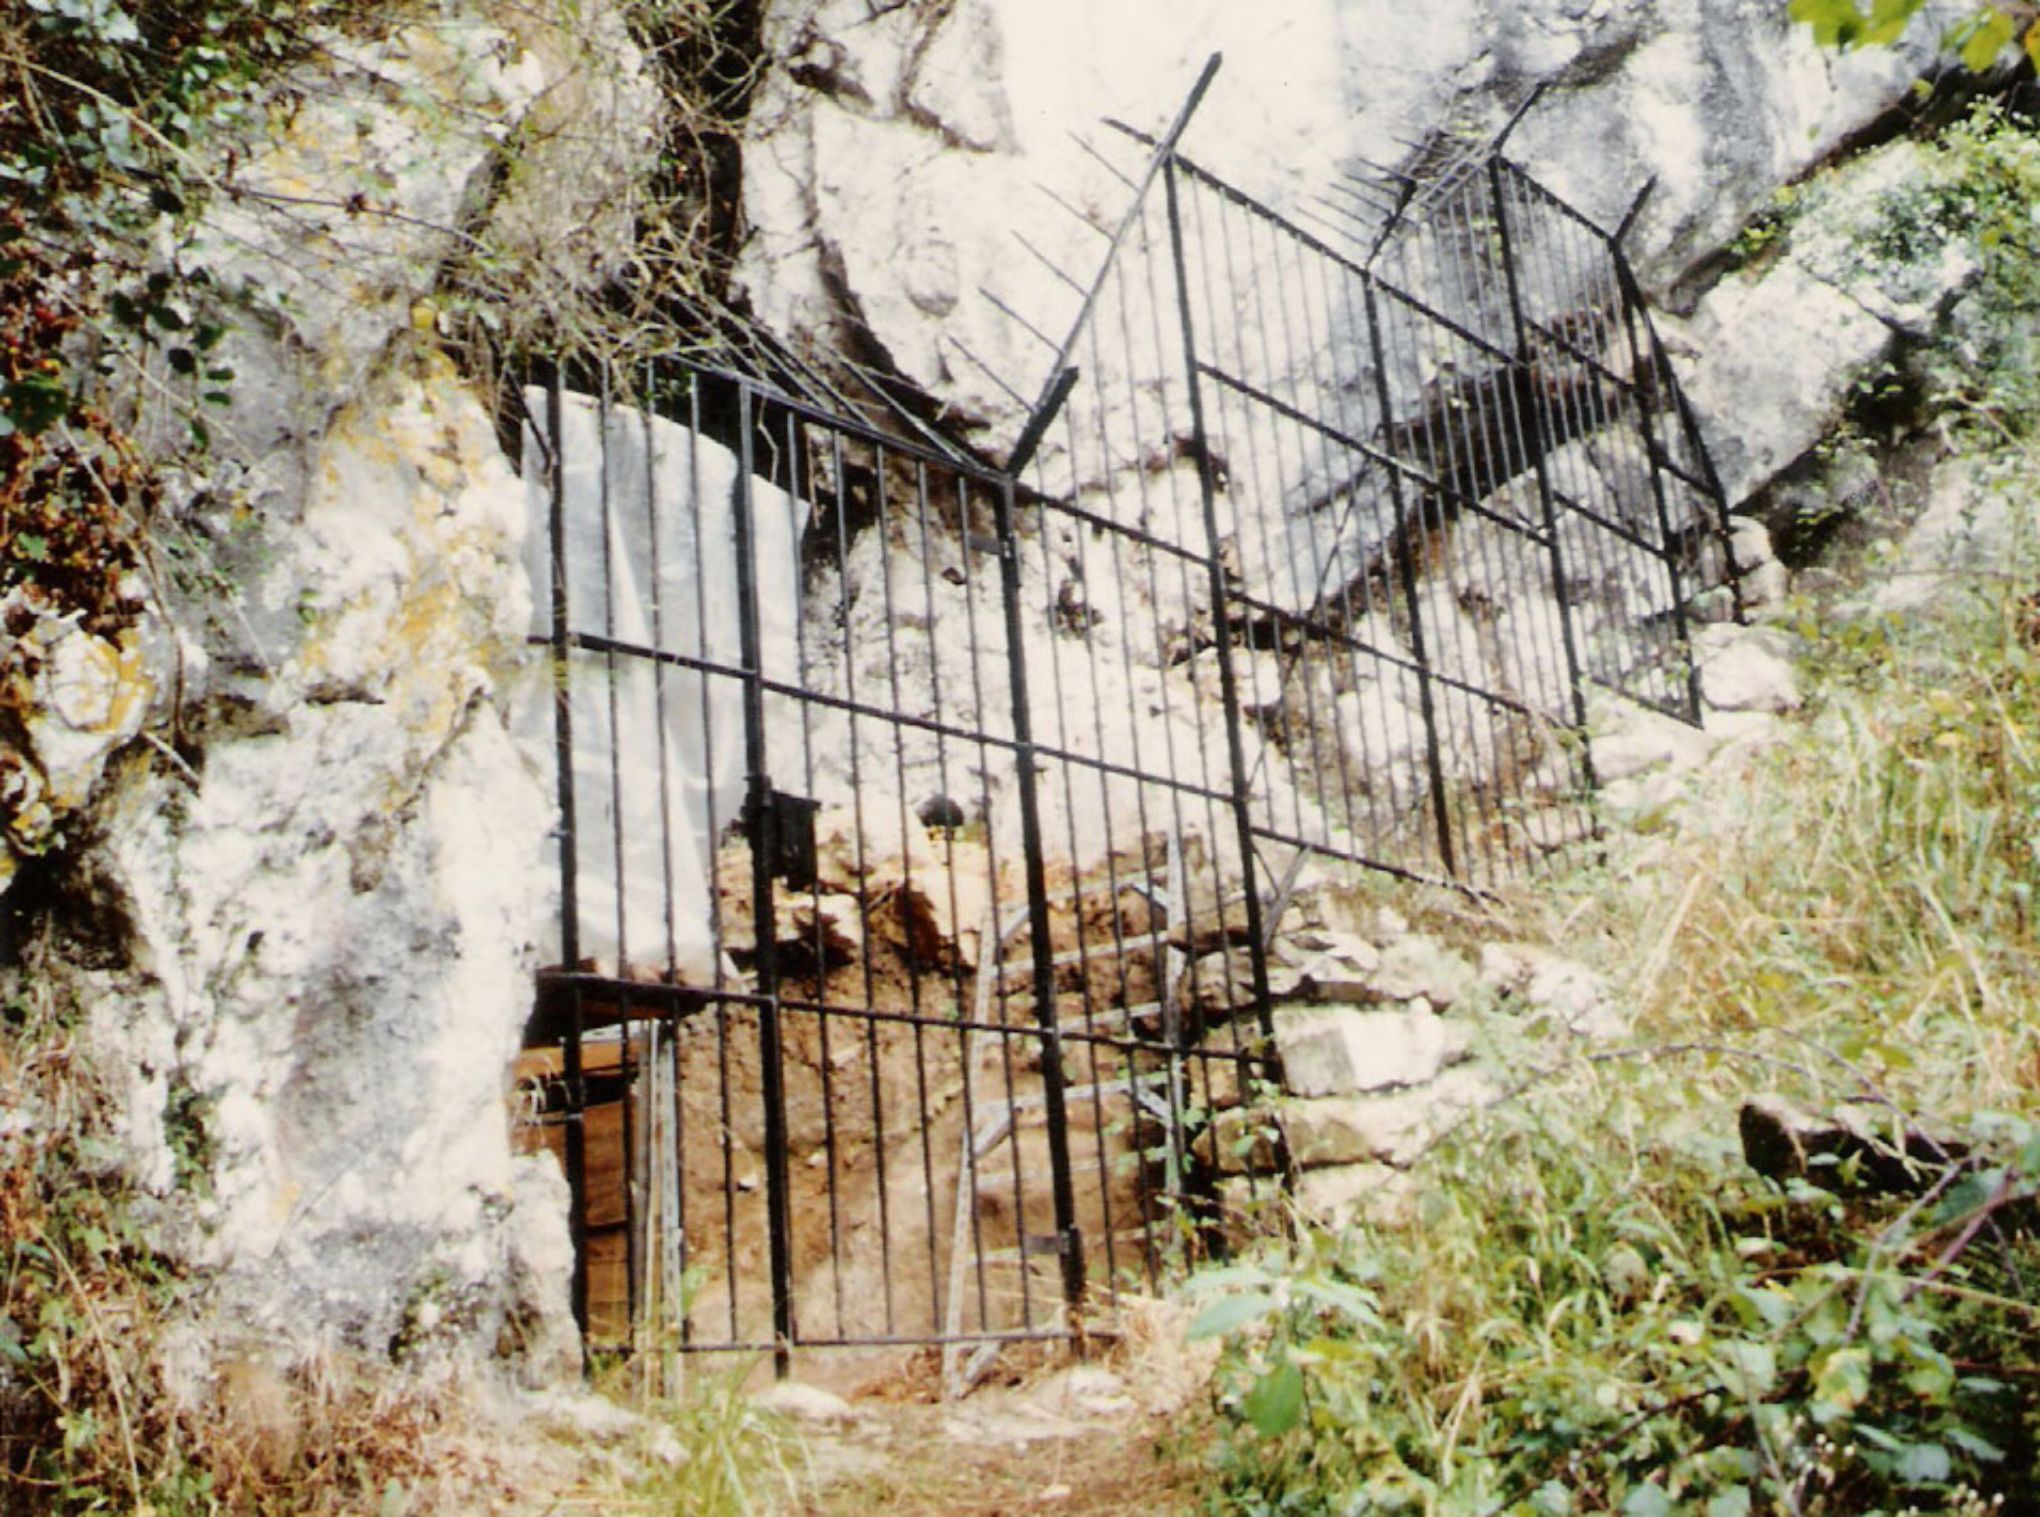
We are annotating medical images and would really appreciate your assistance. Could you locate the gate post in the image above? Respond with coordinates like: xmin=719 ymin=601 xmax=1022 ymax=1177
xmin=992 ymin=476 xmax=1088 ymax=1324
xmin=731 ymin=384 xmax=797 ymax=1378
xmin=544 ymin=373 xmax=593 ymax=1348
xmin=1607 ymin=241 xmax=1708 ymax=722
xmin=1160 ymin=155 xmax=1277 ymax=1042
xmin=1613 ymin=241 xmax=1746 ymax=638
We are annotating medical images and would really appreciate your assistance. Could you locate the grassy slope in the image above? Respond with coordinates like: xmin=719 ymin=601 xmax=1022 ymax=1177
xmin=1183 ymin=440 xmax=2040 ymax=1517
xmin=1183 ymin=97 xmax=2040 ymax=1517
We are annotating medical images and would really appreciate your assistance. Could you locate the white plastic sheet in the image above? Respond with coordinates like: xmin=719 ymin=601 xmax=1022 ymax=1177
xmin=521 ymin=388 xmax=803 ymax=982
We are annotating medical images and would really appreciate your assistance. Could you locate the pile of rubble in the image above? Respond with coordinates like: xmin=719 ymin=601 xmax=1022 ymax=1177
xmin=1191 ymin=898 xmax=1623 ymax=1230
xmin=1194 ymin=606 xmax=1807 ymax=1230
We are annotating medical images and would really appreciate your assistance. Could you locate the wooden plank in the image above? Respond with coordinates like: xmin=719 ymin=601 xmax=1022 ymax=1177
xmin=513 ymin=1034 xmax=652 ymax=1084
xmin=516 ymin=1100 xmax=629 ymax=1229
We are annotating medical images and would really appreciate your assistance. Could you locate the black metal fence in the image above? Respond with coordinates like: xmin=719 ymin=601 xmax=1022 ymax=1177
xmin=976 ymin=60 xmax=1733 ymax=893
xmin=513 ymin=61 xmax=1733 ymax=1376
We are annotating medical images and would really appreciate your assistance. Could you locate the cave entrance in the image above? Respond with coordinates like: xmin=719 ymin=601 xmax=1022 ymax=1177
xmin=510 ymin=57 xmax=1735 ymax=1381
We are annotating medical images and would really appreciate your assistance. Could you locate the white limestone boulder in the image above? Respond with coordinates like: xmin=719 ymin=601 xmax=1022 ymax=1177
xmin=1695 ymin=623 xmax=1802 ymax=715
xmin=1272 ymin=1001 xmax=1464 ymax=1097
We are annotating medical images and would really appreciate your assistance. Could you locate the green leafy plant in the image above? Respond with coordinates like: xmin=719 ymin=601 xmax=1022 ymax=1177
xmin=1912 ymin=104 xmax=2040 ymax=437
xmin=1188 ymin=1104 xmax=2040 ymax=1515
xmin=1787 ymin=0 xmax=2040 ymax=68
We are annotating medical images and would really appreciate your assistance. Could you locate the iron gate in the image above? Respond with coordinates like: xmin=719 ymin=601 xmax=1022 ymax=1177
xmin=515 ymin=59 xmax=1734 ymax=1373
xmin=517 ymin=356 xmax=1279 ymax=1375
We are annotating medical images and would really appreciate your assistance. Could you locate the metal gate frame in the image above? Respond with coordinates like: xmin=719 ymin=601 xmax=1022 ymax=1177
xmin=992 ymin=56 xmax=1737 ymax=897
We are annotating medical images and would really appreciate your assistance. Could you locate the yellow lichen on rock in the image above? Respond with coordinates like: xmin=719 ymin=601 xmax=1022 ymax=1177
xmin=0 ymin=594 xmax=155 ymax=879
xmin=276 ymin=352 xmax=530 ymax=771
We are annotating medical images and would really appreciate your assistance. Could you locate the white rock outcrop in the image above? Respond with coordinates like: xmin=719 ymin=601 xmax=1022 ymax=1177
xmin=1863 ymin=455 xmax=2024 ymax=614
xmin=740 ymin=0 xmax=1950 ymax=457
xmin=1695 ymin=622 xmax=1802 ymax=715
xmin=1273 ymin=1001 xmax=1460 ymax=1098
xmin=12 ymin=1 xmax=658 ymax=1372
xmin=0 ymin=589 xmax=157 ymax=892
xmin=93 ymin=359 xmax=555 ymax=1351
xmin=1665 ymin=139 xmax=1980 ymax=507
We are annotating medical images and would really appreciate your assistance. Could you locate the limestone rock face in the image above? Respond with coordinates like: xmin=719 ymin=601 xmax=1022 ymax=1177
xmin=740 ymin=0 xmax=1945 ymax=459
xmin=0 ymin=589 xmax=159 ymax=893
xmin=1664 ymin=139 xmax=1980 ymax=507
xmin=1864 ymin=456 xmax=2023 ymax=614
xmin=7 ymin=1 xmax=657 ymax=1373
xmin=91 ymin=361 xmax=555 ymax=1353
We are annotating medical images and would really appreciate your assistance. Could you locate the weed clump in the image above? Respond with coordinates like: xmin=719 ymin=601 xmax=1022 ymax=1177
xmin=0 ymin=975 xmax=481 ymax=1514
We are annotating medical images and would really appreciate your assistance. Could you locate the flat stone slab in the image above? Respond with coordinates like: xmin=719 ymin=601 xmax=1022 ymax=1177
xmin=1696 ymin=623 xmax=1802 ymax=715
xmin=1294 ymin=1162 xmax=1418 ymax=1230
xmin=1272 ymin=1001 xmax=1458 ymax=1097
xmin=1191 ymin=948 xmax=1303 ymax=1012
xmin=1477 ymin=943 xmax=1622 ymax=1038
xmin=1366 ymin=935 xmax=1477 ymax=1008
xmin=754 ymin=1381 xmax=858 ymax=1426
xmin=1273 ymin=927 xmax=1382 ymax=1001
xmin=1283 ymin=1065 xmax=1503 ymax=1169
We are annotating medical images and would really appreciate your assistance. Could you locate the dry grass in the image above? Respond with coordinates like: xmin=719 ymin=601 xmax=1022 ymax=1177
xmin=1172 ymin=443 xmax=2040 ymax=1515
xmin=1491 ymin=512 xmax=2040 ymax=1129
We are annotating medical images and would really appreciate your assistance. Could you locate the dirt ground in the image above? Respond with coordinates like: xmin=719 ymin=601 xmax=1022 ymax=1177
xmin=801 ymin=1402 xmax=1204 ymax=1517
xmin=790 ymin=1303 xmax=1218 ymax=1517
xmin=791 ymin=1329 xmax=1207 ymax=1508
xmin=439 ymin=1295 xmax=1220 ymax=1517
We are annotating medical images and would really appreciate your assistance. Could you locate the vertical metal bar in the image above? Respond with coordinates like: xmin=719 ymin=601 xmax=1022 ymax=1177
xmin=643 ymin=368 xmax=680 ymax=975
xmin=641 ymin=363 xmax=679 ymax=1361
xmin=544 ymin=374 xmax=592 ymax=1352
xmin=1616 ymin=250 xmax=1742 ymax=627
xmin=992 ymin=474 xmax=1087 ymax=1324
xmin=1023 ymin=53 xmax=1223 ymax=438
xmin=1161 ymin=156 xmax=1275 ymax=1043
xmin=1488 ymin=161 xmax=1598 ymax=793
xmin=560 ymin=981 xmax=590 ymax=1351
xmin=547 ymin=373 xmax=581 ymax=973
xmin=592 ymin=367 xmax=641 ymax=1352
xmin=668 ymin=1009 xmax=690 ymax=1352
xmin=800 ymin=417 xmax=846 ymax=1341
xmin=732 ymin=385 xmax=796 ymax=1377
xmin=1618 ymin=272 xmax=1744 ymax=677
xmin=1030 ymin=400 xmax=1119 ymax=1299
xmin=621 ymin=1012 xmax=639 ymax=1354
xmin=1362 ymin=286 xmax=1460 ymax=881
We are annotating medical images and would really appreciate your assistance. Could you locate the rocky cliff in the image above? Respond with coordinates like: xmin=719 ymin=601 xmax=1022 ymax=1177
xmin=0 ymin=0 xmax=1979 ymax=1413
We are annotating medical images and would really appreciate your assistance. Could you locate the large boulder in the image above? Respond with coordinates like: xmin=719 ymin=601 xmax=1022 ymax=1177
xmin=1663 ymin=138 xmax=1981 ymax=506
